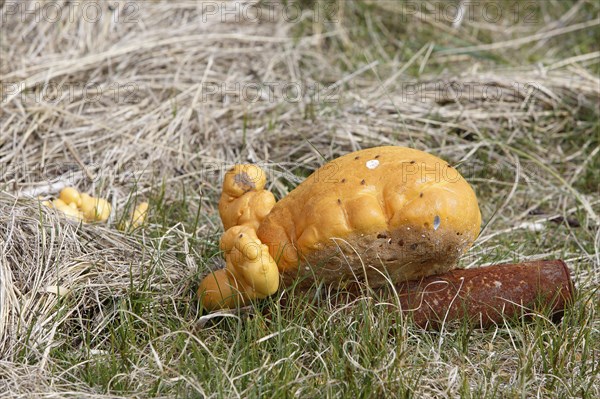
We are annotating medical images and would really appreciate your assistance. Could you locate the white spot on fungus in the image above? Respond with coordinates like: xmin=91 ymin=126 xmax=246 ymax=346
xmin=494 ymin=281 xmax=502 ymax=288
xmin=433 ymin=215 xmax=441 ymax=231
xmin=366 ymin=159 xmax=379 ymax=169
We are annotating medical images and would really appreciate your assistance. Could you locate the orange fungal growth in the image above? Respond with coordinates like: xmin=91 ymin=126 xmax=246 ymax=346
xmin=41 ymin=189 xmax=111 ymax=223
xmin=199 ymin=146 xmax=482 ymax=310
xmin=218 ymin=164 xmax=276 ymax=231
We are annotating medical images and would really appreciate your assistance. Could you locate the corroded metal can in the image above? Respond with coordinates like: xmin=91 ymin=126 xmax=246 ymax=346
xmin=387 ymin=260 xmax=574 ymax=329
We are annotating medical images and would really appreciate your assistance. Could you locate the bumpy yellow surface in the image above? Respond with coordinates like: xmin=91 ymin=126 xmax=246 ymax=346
xmin=198 ymin=146 xmax=482 ymax=310
xmin=200 ymin=165 xmax=279 ymax=309
xmin=42 ymin=187 xmax=112 ymax=223
xmin=257 ymin=146 xmax=481 ymax=271
xmin=219 ymin=165 xmax=276 ymax=231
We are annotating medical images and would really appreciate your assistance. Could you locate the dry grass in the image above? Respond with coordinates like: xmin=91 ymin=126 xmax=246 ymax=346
xmin=1 ymin=0 xmax=599 ymax=397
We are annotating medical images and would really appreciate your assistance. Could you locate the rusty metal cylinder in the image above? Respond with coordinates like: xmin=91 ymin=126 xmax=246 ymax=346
xmin=387 ymin=260 xmax=574 ymax=329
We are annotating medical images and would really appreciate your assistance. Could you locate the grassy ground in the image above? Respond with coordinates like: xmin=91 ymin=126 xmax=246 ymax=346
xmin=1 ymin=0 xmax=599 ymax=397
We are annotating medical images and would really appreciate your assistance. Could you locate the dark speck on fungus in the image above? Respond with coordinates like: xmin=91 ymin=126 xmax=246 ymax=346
xmin=377 ymin=234 xmax=387 ymax=239
xmin=234 ymin=172 xmax=256 ymax=190
xmin=419 ymin=193 xmax=423 ymax=198
xmin=410 ymin=160 xmax=415 ymax=164
xmin=341 ymin=178 xmax=346 ymax=183
xmin=410 ymin=243 xmax=418 ymax=250
xmin=337 ymin=199 xmax=342 ymax=205
xmin=398 ymin=239 xmax=404 ymax=246
xmin=375 ymin=155 xmax=380 ymax=159
xmin=360 ymin=179 xmax=366 ymax=185
xmin=354 ymin=156 xmax=360 ymax=160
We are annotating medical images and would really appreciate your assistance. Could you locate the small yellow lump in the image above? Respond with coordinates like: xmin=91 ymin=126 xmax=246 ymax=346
xmin=118 ymin=201 xmax=149 ymax=231
xmin=42 ymin=187 xmax=111 ymax=222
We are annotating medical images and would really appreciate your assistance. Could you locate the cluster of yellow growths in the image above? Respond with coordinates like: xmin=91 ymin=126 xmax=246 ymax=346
xmin=41 ymin=187 xmax=148 ymax=229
